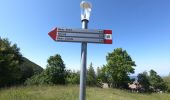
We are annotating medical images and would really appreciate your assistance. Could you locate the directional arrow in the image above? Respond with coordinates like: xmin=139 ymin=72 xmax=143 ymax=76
xmin=48 ymin=28 xmax=57 ymax=41
xmin=48 ymin=27 xmax=112 ymax=44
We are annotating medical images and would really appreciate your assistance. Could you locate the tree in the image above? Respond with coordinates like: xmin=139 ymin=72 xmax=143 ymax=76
xmin=137 ymin=70 xmax=168 ymax=92
xmin=96 ymin=67 xmax=101 ymax=79
xmin=86 ymin=63 xmax=97 ymax=86
xmin=45 ymin=54 xmax=66 ymax=84
xmin=0 ymin=38 xmax=23 ymax=87
xmin=97 ymin=66 xmax=109 ymax=82
xmin=149 ymin=69 xmax=168 ymax=91
xmin=66 ymin=70 xmax=80 ymax=84
xmin=105 ymin=48 xmax=136 ymax=88
xmin=96 ymin=66 xmax=110 ymax=87
xmin=137 ymin=71 xmax=150 ymax=92
xmin=163 ymin=74 xmax=170 ymax=92
xmin=25 ymin=54 xmax=66 ymax=85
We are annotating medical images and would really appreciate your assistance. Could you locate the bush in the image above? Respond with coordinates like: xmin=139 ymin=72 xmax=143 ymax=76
xmin=25 ymin=72 xmax=52 ymax=85
xmin=66 ymin=70 xmax=80 ymax=84
xmin=137 ymin=70 xmax=168 ymax=92
xmin=163 ymin=75 xmax=170 ymax=92
xmin=25 ymin=54 xmax=66 ymax=85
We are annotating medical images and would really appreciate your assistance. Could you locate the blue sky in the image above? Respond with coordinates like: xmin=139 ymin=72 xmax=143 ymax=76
xmin=0 ymin=0 xmax=170 ymax=76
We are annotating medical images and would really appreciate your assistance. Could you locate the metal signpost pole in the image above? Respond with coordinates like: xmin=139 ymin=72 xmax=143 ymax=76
xmin=79 ymin=1 xmax=91 ymax=100
xmin=80 ymin=19 xmax=88 ymax=100
xmin=48 ymin=1 xmax=112 ymax=100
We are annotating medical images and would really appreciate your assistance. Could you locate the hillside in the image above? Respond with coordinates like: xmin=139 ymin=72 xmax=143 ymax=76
xmin=0 ymin=85 xmax=169 ymax=100
xmin=21 ymin=57 xmax=43 ymax=74
xmin=19 ymin=57 xmax=43 ymax=82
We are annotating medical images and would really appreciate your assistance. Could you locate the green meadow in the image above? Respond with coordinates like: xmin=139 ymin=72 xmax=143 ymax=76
xmin=0 ymin=85 xmax=170 ymax=100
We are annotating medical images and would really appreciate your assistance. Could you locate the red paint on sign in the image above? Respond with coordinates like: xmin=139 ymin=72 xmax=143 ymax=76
xmin=48 ymin=28 xmax=57 ymax=41
xmin=104 ymin=40 xmax=112 ymax=44
xmin=104 ymin=30 xmax=112 ymax=34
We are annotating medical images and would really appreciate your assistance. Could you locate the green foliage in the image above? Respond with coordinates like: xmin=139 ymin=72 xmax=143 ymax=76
xmin=149 ymin=70 xmax=168 ymax=91
xmin=105 ymin=48 xmax=136 ymax=88
xmin=96 ymin=66 xmax=109 ymax=87
xmin=25 ymin=71 xmax=52 ymax=85
xmin=86 ymin=63 xmax=97 ymax=86
xmin=19 ymin=57 xmax=43 ymax=83
xmin=0 ymin=38 xmax=43 ymax=87
xmin=96 ymin=67 xmax=102 ymax=83
xmin=137 ymin=71 xmax=150 ymax=92
xmin=138 ymin=70 xmax=168 ymax=92
xmin=163 ymin=74 xmax=170 ymax=92
xmin=46 ymin=54 xmax=66 ymax=84
xmin=66 ymin=70 xmax=80 ymax=84
xmin=25 ymin=54 xmax=66 ymax=85
xmin=0 ymin=38 xmax=23 ymax=87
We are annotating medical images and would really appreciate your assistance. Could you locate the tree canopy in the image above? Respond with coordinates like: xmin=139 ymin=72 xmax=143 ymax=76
xmin=137 ymin=71 xmax=150 ymax=92
xmin=149 ymin=70 xmax=168 ymax=91
xmin=0 ymin=38 xmax=43 ymax=87
xmin=45 ymin=54 xmax=66 ymax=84
xmin=105 ymin=48 xmax=136 ymax=88
xmin=137 ymin=70 xmax=168 ymax=92
xmin=0 ymin=38 xmax=23 ymax=87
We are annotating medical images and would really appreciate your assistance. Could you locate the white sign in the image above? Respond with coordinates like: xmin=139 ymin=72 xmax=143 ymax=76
xmin=57 ymin=37 xmax=104 ymax=43
xmin=57 ymin=32 xmax=104 ymax=38
xmin=57 ymin=28 xmax=103 ymax=34
xmin=48 ymin=27 xmax=112 ymax=44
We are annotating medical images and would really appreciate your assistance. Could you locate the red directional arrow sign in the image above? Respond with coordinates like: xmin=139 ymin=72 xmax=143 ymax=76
xmin=48 ymin=27 xmax=112 ymax=44
xmin=48 ymin=28 xmax=58 ymax=41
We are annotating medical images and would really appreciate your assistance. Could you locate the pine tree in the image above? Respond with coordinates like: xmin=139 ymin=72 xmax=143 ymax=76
xmin=87 ymin=63 xmax=97 ymax=86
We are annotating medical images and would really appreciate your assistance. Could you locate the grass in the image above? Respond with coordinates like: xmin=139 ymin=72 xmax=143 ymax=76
xmin=0 ymin=85 xmax=170 ymax=100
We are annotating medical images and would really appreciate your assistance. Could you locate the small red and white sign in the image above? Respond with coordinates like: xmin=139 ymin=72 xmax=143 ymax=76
xmin=104 ymin=30 xmax=112 ymax=44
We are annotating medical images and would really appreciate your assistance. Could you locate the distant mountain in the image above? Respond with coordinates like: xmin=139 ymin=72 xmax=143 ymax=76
xmin=129 ymin=76 xmax=138 ymax=80
xmin=23 ymin=57 xmax=43 ymax=73
xmin=19 ymin=57 xmax=43 ymax=82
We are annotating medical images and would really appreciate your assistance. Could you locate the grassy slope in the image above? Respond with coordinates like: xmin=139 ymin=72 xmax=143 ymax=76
xmin=0 ymin=85 xmax=170 ymax=100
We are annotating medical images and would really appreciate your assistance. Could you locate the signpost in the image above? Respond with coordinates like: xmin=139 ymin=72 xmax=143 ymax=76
xmin=48 ymin=1 xmax=112 ymax=100
xmin=48 ymin=27 xmax=112 ymax=44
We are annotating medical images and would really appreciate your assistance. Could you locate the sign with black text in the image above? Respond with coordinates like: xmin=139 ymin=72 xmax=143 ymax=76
xmin=48 ymin=27 xmax=112 ymax=44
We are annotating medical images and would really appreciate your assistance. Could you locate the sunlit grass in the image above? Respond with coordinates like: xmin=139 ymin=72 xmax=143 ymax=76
xmin=0 ymin=85 xmax=170 ymax=100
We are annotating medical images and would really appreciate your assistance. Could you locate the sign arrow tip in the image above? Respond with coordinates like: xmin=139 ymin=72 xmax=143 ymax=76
xmin=48 ymin=28 xmax=57 ymax=41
